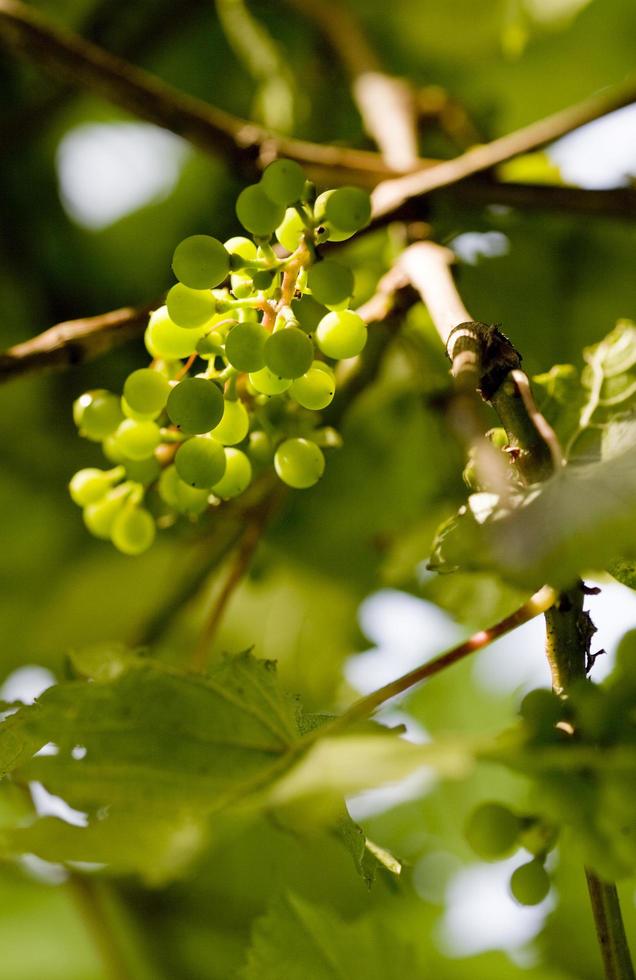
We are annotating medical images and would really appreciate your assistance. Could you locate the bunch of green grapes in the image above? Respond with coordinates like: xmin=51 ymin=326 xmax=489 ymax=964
xmin=69 ymin=160 xmax=372 ymax=555
xmin=515 ymin=671 xmax=636 ymax=882
xmin=464 ymin=799 xmax=557 ymax=906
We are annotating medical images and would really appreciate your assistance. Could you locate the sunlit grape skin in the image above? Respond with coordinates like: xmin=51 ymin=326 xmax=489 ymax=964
xmin=211 ymin=400 xmax=250 ymax=445
xmin=290 ymin=364 xmax=335 ymax=410
xmin=316 ymin=310 xmax=367 ymax=360
xmin=236 ymin=184 xmax=285 ymax=237
xmin=212 ymin=449 xmax=252 ymax=499
xmin=307 ymin=260 xmax=354 ymax=306
xmin=225 ymin=321 xmax=268 ymax=373
xmin=172 ymin=235 xmax=229 ymax=289
xmin=166 ymin=283 xmax=216 ymax=328
xmin=274 ymin=438 xmax=325 ymax=489
xmin=264 ymin=326 xmax=314 ymax=379
xmin=166 ymin=378 xmax=224 ymax=434
xmin=123 ymin=369 xmax=170 ymax=416
xmin=110 ymin=506 xmax=156 ymax=556
xmin=175 ymin=436 xmax=226 ymax=489
xmin=260 ymin=159 xmax=306 ymax=206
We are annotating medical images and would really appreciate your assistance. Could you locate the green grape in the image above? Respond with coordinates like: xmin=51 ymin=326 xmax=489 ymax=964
xmin=175 ymin=436 xmax=226 ymax=488
xmin=487 ymin=427 xmax=509 ymax=449
xmin=166 ymin=283 xmax=216 ymax=328
xmin=69 ymin=467 xmax=123 ymax=506
xmin=292 ymin=295 xmax=327 ymax=335
xmin=464 ymin=803 xmax=522 ymax=860
xmin=124 ymin=456 xmax=161 ymax=485
xmin=83 ymin=485 xmax=131 ymax=539
xmin=74 ymin=390 xmax=123 ymax=441
xmin=102 ymin=434 xmax=126 ymax=463
xmin=509 ymin=860 xmax=550 ymax=906
xmin=166 ymin=378 xmax=224 ymax=434
xmin=248 ymin=366 xmax=292 ymax=395
xmin=274 ymin=438 xmax=325 ymax=488
xmin=211 ymin=399 xmax=249 ymax=445
xmin=248 ymin=430 xmax=274 ymax=465
xmin=224 ymin=236 xmax=258 ymax=267
xmin=275 ymin=208 xmax=306 ymax=252
xmin=313 ymin=191 xmax=355 ymax=242
xmin=212 ymin=448 xmax=252 ymax=499
xmin=172 ymin=235 xmax=229 ymax=289
xmin=158 ymin=465 xmax=209 ymax=515
xmin=316 ymin=310 xmax=367 ymax=359
xmin=145 ymin=306 xmax=207 ymax=359
xmin=121 ymin=396 xmax=158 ymax=422
xmin=324 ymin=186 xmax=371 ymax=232
xmin=252 ymin=269 xmax=276 ymax=291
xmin=123 ymin=369 xmax=170 ymax=417
xmin=111 ymin=506 xmax=156 ymax=556
xmin=307 ymin=260 xmax=354 ymax=306
xmin=196 ymin=331 xmax=225 ymax=357
xmin=519 ymin=819 xmax=558 ymax=858
xmin=224 ymin=321 xmax=268 ymax=372
xmin=113 ymin=419 xmax=161 ymax=461
xmin=236 ymin=184 xmax=285 ymax=237
xmin=230 ymin=273 xmax=254 ymax=299
xmin=520 ymin=688 xmax=564 ymax=733
xmin=264 ymin=326 xmax=314 ymax=379
xmin=289 ymin=363 xmax=335 ymax=410
xmin=260 ymin=159 xmax=306 ymax=205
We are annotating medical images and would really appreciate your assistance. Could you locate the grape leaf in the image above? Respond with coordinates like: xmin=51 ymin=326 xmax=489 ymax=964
xmin=238 ymin=893 xmax=419 ymax=980
xmin=0 ymin=650 xmax=461 ymax=882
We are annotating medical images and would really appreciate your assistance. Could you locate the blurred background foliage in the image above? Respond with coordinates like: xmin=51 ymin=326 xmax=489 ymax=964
xmin=0 ymin=0 xmax=635 ymax=977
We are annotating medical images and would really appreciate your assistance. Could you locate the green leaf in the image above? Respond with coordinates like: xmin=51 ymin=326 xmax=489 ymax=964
xmin=238 ymin=893 xmax=419 ymax=979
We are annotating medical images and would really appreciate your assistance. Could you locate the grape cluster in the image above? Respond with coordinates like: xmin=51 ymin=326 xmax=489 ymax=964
xmin=464 ymin=800 xmax=557 ymax=906
xmin=516 ymin=672 xmax=636 ymax=882
xmin=69 ymin=161 xmax=371 ymax=554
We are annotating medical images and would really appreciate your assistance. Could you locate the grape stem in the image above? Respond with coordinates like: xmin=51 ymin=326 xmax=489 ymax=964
xmin=189 ymin=487 xmax=286 ymax=672
xmin=400 ymin=238 xmax=634 ymax=980
xmin=305 ymin=585 xmax=557 ymax=740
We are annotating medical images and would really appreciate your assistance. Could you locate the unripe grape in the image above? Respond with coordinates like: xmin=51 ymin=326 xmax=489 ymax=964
xmin=166 ymin=378 xmax=224 ymax=434
xmin=74 ymin=390 xmax=123 ymax=441
xmin=324 ymin=186 xmax=371 ymax=232
xmin=124 ymin=456 xmax=161 ymax=485
xmin=274 ymin=438 xmax=325 ymax=489
xmin=465 ymin=802 xmax=522 ymax=860
xmin=211 ymin=399 xmax=249 ymax=445
xmin=212 ymin=449 xmax=252 ymax=499
xmin=248 ymin=366 xmax=292 ymax=395
xmin=252 ymin=269 xmax=276 ymax=291
xmin=316 ymin=310 xmax=367 ymax=360
xmin=111 ymin=506 xmax=156 ymax=556
xmin=175 ymin=436 xmax=226 ymax=488
xmin=290 ymin=363 xmax=335 ymax=410
xmin=145 ymin=306 xmax=208 ymax=359
xmin=166 ymin=283 xmax=216 ymax=328
xmin=224 ymin=236 xmax=258 ymax=265
xmin=260 ymin=159 xmax=306 ymax=205
xmin=248 ymin=430 xmax=274 ymax=465
xmin=225 ymin=321 xmax=268 ymax=372
xmin=307 ymin=260 xmax=354 ymax=306
xmin=113 ymin=420 xmax=161 ymax=461
xmin=275 ymin=208 xmax=305 ymax=252
xmin=264 ymin=326 xmax=314 ymax=379
xmin=292 ymin=296 xmax=327 ymax=334
xmin=83 ymin=486 xmax=130 ymax=539
xmin=158 ymin=465 xmax=209 ymax=515
xmin=510 ymin=860 xmax=550 ymax=906
xmin=123 ymin=369 xmax=170 ymax=417
xmin=172 ymin=235 xmax=229 ymax=289
xmin=121 ymin=396 xmax=157 ymax=422
xmin=236 ymin=184 xmax=285 ymax=237
xmin=520 ymin=688 xmax=564 ymax=732
xmin=313 ymin=191 xmax=355 ymax=242
xmin=69 ymin=467 xmax=122 ymax=507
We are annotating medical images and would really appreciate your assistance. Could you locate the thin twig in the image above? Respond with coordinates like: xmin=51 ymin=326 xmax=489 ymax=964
xmin=585 ymin=871 xmax=636 ymax=980
xmin=190 ymin=488 xmax=284 ymax=672
xmin=303 ymin=585 xmax=557 ymax=742
xmin=371 ymin=75 xmax=636 ymax=218
xmin=0 ymin=301 xmax=155 ymax=382
xmin=285 ymin=0 xmax=419 ymax=170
